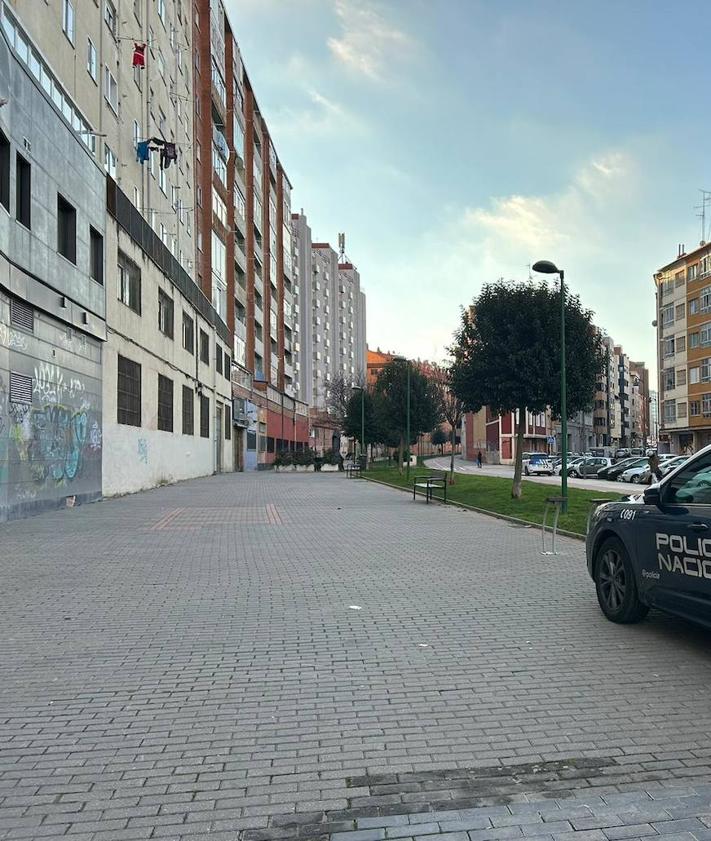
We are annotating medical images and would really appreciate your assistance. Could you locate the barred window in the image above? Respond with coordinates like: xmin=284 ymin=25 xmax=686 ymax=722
xmin=182 ymin=385 xmax=194 ymax=435
xmin=157 ymin=374 xmax=173 ymax=432
xmin=117 ymin=355 xmax=141 ymax=426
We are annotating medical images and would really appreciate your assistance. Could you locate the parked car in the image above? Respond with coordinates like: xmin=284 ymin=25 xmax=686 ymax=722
xmin=618 ymin=463 xmax=652 ymax=483
xmin=614 ymin=447 xmax=632 ymax=461
xmin=555 ymin=457 xmax=583 ymax=476
xmin=659 ymin=455 xmax=688 ymax=475
xmin=567 ymin=456 xmax=613 ymax=478
xmin=586 ymin=443 xmax=711 ymax=627
xmin=630 ymin=447 xmax=645 ymax=457
xmin=524 ymin=454 xmax=554 ymax=476
xmin=598 ymin=457 xmax=645 ymax=481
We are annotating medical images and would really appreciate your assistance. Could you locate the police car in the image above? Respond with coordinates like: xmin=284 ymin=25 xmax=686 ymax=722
xmin=586 ymin=445 xmax=711 ymax=628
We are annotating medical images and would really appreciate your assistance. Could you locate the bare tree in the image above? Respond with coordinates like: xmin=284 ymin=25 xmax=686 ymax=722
xmin=326 ymin=372 xmax=364 ymax=427
xmin=430 ymin=363 xmax=465 ymax=483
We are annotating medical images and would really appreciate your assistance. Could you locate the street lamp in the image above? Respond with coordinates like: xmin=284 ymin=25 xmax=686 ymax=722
xmin=532 ymin=259 xmax=567 ymax=510
xmin=393 ymin=355 xmax=412 ymax=480
xmin=351 ymin=384 xmax=365 ymax=466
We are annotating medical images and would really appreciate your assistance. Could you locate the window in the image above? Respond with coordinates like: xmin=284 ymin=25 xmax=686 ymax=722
xmin=90 ymin=227 xmax=103 ymax=284
xmin=677 ymin=402 xmax=688 ymax=418
xmin=661 ymin=305 xmax=674 ymax=327
xmin=690 ymin=367 xmax=700 ymax=385
xmin=677 ymin=335 xmax=686 ymax=353
xmin=663 ymin=399 xmax=676 ymax=422
xmin=704 ymin=394 xmax=711 ymax=417
xmin=0 ymin=131 xmax=9 ymax=211
xmin=62 ymin=0 xmax=75 ymax=44
xmin=702 ymin=358 xmax=711 ymax=383
xmin=234 ymin=185 xmax=246 ymax=220
xmin=182 ymin=385 xmax=194 ymax=435
xmin=691 ymin=400 xmax=701 ymax=416
xmin=199 ymin=329 xmax=209 ymax=364
xmin=57 ymin=194 xmax=76 ymax=263
xmin=87 ymin=38 xmax=97 ymax=80
xmin=664 ymin=451 xmax=711 ymax=505
xmin=701 ymin=253 xmax=711 ymax=279
xmin=104 ymin=0 xmax=117 ymax=36
xmin=675 ymin=271 xmax=685 ymax=288
xmin=212 ymin=188 xmax=227 ymax=227
xmin=159 ymin=166 xmax=166 ymax=195
xmin=663 ymin=368 xmax=675 ymax=391
xmin=225 ymin=404 xmax=231 ymax=440
xmin=677 ymin=368 xmax=687 ymax=387
xmin=182 ymin=312 xmax=194 ymax=353
xmin=117 ymin=355 xmax=141 ymax=426
xmin=15 ymin=154 xmax=31 ymax=229
xmin=690 ymin=298 xmax=699 ymax=315
xmin=157 ymin=374 xmax=173 ymax=432
xmin=104 ymin=65 xmax=118 ymax=112
xmin=224 ymin=350 xmax=230 ymax=378
xmin=200 ymin=395 xmax=210 ymax=438
xmin=701 ymin=323 xmax=711 ymax=347
xmin=691 ymin=332 xmax=700 ymax=349
xmin=701 ymin=286 xmax=711 ymax=312
xmin=688 ymin=264 xmax=698 ymax=282
xmin=158 ymin=289 xmax=174 ymax=338
xmin=676 ymin=302 xmax=686 ymax=320
xmin=104 ymin=144 xmax=117 ymax=178
xmin=157 ymin=0 xmax=166 ymax=24
xmin=663 ymin=336 xmax=675 ymax=357
xmin=118 ymin=251 xmax=141 ymax=314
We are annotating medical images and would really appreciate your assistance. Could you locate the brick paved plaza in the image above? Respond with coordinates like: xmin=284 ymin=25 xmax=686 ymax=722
xmin=2 ymin=473 xmax=711 ymax=841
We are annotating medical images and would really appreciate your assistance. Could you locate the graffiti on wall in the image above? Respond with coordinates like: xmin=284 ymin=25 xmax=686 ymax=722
xmin=2 ymin=362 xmax=102 ymax=506
xmin=0 ymin=324 xmax=28 ymax=351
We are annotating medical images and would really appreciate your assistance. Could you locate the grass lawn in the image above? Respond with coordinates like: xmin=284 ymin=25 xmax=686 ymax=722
xmin=363 ymin=462 xmax=625 ymax=536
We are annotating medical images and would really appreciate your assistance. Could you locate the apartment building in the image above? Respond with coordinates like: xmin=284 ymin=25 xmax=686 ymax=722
xmin=0 ymin=10 xmax=105 ymax=520
xmin=195 ymin=0 xmax=308 ymax=468
xmin=655 ymin=241 xmax=711 ymax=454
xmin=3 ymin=0 xmax=235 ymax=499
xmin=291 ymin=211 xmax=367 ymax=412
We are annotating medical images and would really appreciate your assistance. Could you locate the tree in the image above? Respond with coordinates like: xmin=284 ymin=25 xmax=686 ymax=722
xmin=375 ymin=359 xmax=441 ymax=474
xmin=326 ymin=373 xmax=362 ymax=427
xmin=449 ymin=281 xmax=603 ymax=498
xmin=431 ymin=426 xmax=448 ymax=454
xmin=342 ymin=388 xmax=381 ymax=457
xmin=430 ymin=364 xmax=466 ymax=482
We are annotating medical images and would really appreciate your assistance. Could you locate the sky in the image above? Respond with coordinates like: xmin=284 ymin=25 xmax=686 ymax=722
xmin=226 ymin=0 xmax=711 ymax=378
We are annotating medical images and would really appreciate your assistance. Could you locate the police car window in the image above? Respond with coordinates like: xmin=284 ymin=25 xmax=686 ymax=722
xmin=665 ymin=453 xmax=711 ymax=505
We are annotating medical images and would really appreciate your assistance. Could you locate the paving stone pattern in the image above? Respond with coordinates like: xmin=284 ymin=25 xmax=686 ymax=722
xmin=1 ymin=473 xmax=711 ymax=841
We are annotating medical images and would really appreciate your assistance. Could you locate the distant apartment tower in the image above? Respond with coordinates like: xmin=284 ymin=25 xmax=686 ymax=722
xmin=654 ymin=241 xmax=711 ymax=453
xmin=291 ymin=212 xmax=367 ymax=411
xmin=194 ymin=0 xmax=308 ymax=467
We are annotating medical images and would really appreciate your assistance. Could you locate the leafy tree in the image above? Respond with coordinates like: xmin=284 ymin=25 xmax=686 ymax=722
xmin=375 ymin=359 xmax=441 ymax=474
xmin=449 ymin=281 xmax=603 ymax=498
xmin=342 ymin=388 xmax=381 ymax=459
xmin=431 ymin=426 xmax=448 ymax=454
xmin=430 ymin=363 xmax=466 ymax=482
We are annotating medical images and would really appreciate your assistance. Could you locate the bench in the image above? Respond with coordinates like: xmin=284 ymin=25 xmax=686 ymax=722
xmin=412 ymin=473 xmax=448 ymax=503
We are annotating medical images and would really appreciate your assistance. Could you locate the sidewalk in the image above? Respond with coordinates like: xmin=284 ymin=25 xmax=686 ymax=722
xmin=1 ymin=472 xmax=711 ymax=840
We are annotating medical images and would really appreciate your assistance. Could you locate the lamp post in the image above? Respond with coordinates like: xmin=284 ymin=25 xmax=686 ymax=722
xmin=532 ymin=260 xmax=567 ymax=510
xmin=352 ymin=385 xmax=365 ymax=465
xmin=392 ymin=356 xmax=412 ymax=480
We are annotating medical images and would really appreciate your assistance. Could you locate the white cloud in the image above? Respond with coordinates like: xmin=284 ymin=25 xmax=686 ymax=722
xmin=268 ymin=88 xmax=368 ymax=139
xmin=327 ymin=0 xmax=414 ymax=81
xmin=365 ymin=151 xmax=657 ymax=371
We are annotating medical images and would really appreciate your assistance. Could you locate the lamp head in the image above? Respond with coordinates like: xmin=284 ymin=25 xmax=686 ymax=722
xmin=532 ymin=260 xmax=561 ymax=275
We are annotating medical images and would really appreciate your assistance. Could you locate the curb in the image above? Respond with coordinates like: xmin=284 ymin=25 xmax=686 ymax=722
xmin=362 ymin=475 xmax=586 ymax=542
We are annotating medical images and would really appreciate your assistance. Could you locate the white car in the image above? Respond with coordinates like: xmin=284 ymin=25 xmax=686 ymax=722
xmin=619 ymin=464 xmax=652 ymax=484
xmin=555 ymin=457 xmax=583 ymax=476
xmin=524 ymin=454 xmax=554 ymax=476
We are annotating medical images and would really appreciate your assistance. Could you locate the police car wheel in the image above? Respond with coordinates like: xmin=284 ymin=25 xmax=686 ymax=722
xmin=594 ymin=537 xmax=649 ymax=624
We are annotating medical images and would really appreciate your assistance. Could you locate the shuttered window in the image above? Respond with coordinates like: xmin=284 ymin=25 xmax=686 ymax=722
xmin=9 ymin=372 xmax=32 ymax=404
xmin=117 ymin=355 xmax=141 ymax=426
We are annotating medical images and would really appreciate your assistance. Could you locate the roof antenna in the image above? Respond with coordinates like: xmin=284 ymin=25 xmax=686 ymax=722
xmin=696 ymin=189 xmax=711 ymax=245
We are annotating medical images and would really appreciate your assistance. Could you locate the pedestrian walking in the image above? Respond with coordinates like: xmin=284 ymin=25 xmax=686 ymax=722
xmin=648 ymin=451 xmax=663 ymax=483
xmin=477 ymin=450 xmax=483 ymax=469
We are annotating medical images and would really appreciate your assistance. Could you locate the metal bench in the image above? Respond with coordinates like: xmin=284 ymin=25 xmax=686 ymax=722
xmin=412 ymin=474 xmax=448 ymax=503
xmin=541 ymin=495 xmax=566 ymax=555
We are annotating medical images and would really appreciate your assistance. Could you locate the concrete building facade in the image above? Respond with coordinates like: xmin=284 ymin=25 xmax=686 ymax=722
xmin=0 ymin=6 xmax=106 ymax=521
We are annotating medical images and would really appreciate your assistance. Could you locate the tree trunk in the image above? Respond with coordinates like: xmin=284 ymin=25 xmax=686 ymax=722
xmin=398 ymin=433 xmax=404 ymax=476
xmin=449 ymin=428 xmax=455 ymax=484
xmin=512 ymin=408 xmax=526 ymax=499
